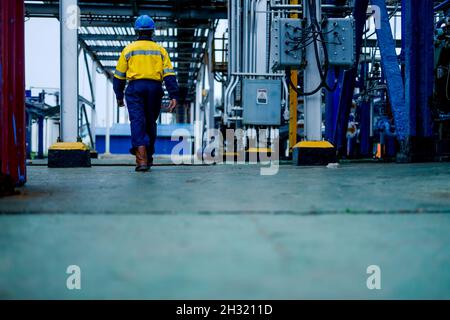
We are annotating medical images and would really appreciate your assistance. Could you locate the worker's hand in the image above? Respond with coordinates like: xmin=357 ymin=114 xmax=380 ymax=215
xmin=117 ymin=98 xmax=125 ymax=108
xmin=167 ymin=99 xmax=177 ymax=113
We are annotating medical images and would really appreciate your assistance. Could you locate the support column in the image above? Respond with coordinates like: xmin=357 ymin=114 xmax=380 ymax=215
xmin=60 ymin=0 xmax=79 ymax=142
xmin=48 ymin=0 xmax=90 ymax=167
xmin=401 ymin=0 xmax=434 ymax=161
xmin=303 ymin=0 xmax=322 ymax=141
xmin=293 ymin=0 xmax=336 ymax=166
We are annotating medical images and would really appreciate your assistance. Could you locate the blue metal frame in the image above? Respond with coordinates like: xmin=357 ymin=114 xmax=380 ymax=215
xmin=372 ymin=0 xmax=408 ymax=140
xmin=403 ymin=0 xmax=434 ymax=138
xmin=332 ymin=0 xmax=369 ymax=154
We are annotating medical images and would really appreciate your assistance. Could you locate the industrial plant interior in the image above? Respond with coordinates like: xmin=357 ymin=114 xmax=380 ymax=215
xmin=1 ymin=0 xmax=450 ymax=299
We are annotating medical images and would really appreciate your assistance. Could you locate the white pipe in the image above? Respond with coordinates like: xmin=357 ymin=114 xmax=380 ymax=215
xmin=60 ymin=0 xmax=79 ymax=142
xmin=225 ymin=0 xmax=241 ymax=123
xmin=224 ymin=0 xmax=236 ymax=122
xmin=105 ymin=79 xmax=111 ymax=154
xmin=232 ymin=72 xmax=284 ymax=77
xmin=255 ymin=0 xmax=267 ymax=74
xmin=304 ymin=0 xmax=322 ymax=141
xmin=243 ymin=0 xmax=249 ymax=72
xmin=91 ymin=59 xmax=97 ymax=147
xmin=281 ymin=76 xmax=289 ymax=119
xmin=249 ymin=0 xmax=256 ymax=73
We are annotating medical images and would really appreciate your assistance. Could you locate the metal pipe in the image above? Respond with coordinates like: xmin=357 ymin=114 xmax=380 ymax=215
xmin=252 ymin=0 xmax=259 ymax=72
xmin=91 ymin=59 xmax=97 ymax=148
xmin=60 ymin=0 xmax=79 ymax=142
xmin=236 ymin=0 xmax=241 ymax=73
xmin=269 ymin=1 xmax=399 ymax=11
xmin=255 ymin=0 xmax=265 ymax=74
xmin=243 ymin=0 xmax=249 ymax=72
xmin=224 ymin=0 xmax=235 ymax=118
xmin=249 ymin=0 xmax=253 ymax=73
xmin=282 ymin=76 xmax=289 ymax=103
xmin=224 ymin=0 xmax=239 ymax=121
xmin=232 ymin=72 xmax=285 ymax=77
xmin=105 ymin=79 xmax=111 ymax=154
xmin=228 ymin=0 xmax=241 ymax=117
xmin=435 ymin=0 xmax=450 ymax=11
xmin=303 ymin=0 xmax=322 ymax=141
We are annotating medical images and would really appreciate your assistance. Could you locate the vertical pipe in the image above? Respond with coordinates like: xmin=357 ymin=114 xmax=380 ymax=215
xmin=91 ymin=59 xmax=97 ymax=148
xmin=303 ymin=0 xmax=322 ymax=141
xmin=224 ymin=0 xmax=235 ymax=121
xmin=255 ymin=0 xmax=268 ymax=74
xmin=249 ymin=0 xmax=255 ymax=73
xmin=289 ymin=0 xmax=299 ymax=150
xmin=236 ymin=0 xmax=241 ymax=74
xmin=105 ymin=80 xmax=111 ymax=154
xmin=38 ymin=116 xmax=44 ymax=158
xmin=60 ymin=0 xmax=79 ymax=142
xmin=243 ymin=0 xmax=249 ymax=72
xmin=225 ymin=0 xmax=240 ymax=122
xmin=61 ymin=1 xmax=80 ymax=143
xmin=207 ymin=32 xmax=215 ymax=130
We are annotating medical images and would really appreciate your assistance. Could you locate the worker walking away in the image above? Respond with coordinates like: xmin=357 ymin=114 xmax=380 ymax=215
xmin=113 ymin=15 xmax=179 ymax=172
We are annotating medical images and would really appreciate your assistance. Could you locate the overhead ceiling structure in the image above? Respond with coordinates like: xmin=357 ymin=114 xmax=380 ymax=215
xmin=24 ymin=0 xmax=227 ymax=105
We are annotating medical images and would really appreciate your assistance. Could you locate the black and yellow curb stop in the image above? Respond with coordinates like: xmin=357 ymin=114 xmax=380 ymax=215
xmin=48 ymin=142 xmax=92 ymax=168
xmin=292 ymin=141 xmax=337 ymax=166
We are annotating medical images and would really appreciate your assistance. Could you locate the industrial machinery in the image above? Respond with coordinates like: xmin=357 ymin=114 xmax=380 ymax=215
xmin=219 ymin=0 xmax=358 ymax=163
xmin=434 ymin=3 xmax=450 ymax=160
xmin=216 ymin=0 xmax=450 ymax=164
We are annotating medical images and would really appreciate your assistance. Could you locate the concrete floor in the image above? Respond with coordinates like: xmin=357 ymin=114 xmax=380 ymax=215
xmin=0 ymin=162 xmax=450 ymax=299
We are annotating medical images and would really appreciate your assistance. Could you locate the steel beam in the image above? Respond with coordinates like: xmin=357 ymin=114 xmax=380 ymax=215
xmin=25 ymin=3 xmax=227 ymax=19
xmin=80 ymin=20 xmax=209 ymax=29
xmin=79 ymin=40 xmax=113 ymax=79
xmin=88 ymin=46 xmax=204 ymax=54
xmin=98 ymin=55 xmax=202 ymax=63
xmin=371 ymin=0 xmax=407 ymax=140
xmin=80 ymin=34 xmax=207 ymax=43
xmin=333 ymin=0 xmax=369 ymax=154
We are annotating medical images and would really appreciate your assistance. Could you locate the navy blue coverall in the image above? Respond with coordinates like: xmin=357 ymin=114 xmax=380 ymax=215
xmin=113 ymin=35 xmax=179 ymax=162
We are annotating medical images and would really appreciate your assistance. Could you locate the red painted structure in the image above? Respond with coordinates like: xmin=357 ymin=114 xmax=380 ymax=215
xmin=0 ymin=0 xmax=26 ymax=190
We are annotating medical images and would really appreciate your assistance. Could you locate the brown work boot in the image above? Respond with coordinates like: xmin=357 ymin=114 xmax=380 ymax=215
xmin=135 ymin=146 xmax=150 ymax=172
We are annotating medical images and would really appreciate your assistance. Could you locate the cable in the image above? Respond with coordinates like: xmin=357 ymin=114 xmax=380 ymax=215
xmin=286 ymin=67 xmax=324 ymax=96
xmin=284 ymin=0 xmax=340 ymax=96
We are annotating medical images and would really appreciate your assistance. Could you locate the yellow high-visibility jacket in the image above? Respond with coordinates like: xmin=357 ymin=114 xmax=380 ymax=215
xmin=114 ymin=40 xmax=176 ymax=81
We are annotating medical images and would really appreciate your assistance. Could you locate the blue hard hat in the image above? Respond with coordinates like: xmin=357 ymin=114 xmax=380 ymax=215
xmin=135 ymin=15 xmax=156 ymax=31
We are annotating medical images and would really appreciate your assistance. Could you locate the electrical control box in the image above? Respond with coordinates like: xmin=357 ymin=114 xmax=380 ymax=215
xmin=271 ymin=18 xmax=304 ymax=71
xmin=242 ymin=79 xmax=281 ymax=126
xmin=323 ymin=17 xmax=356 ymax=67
